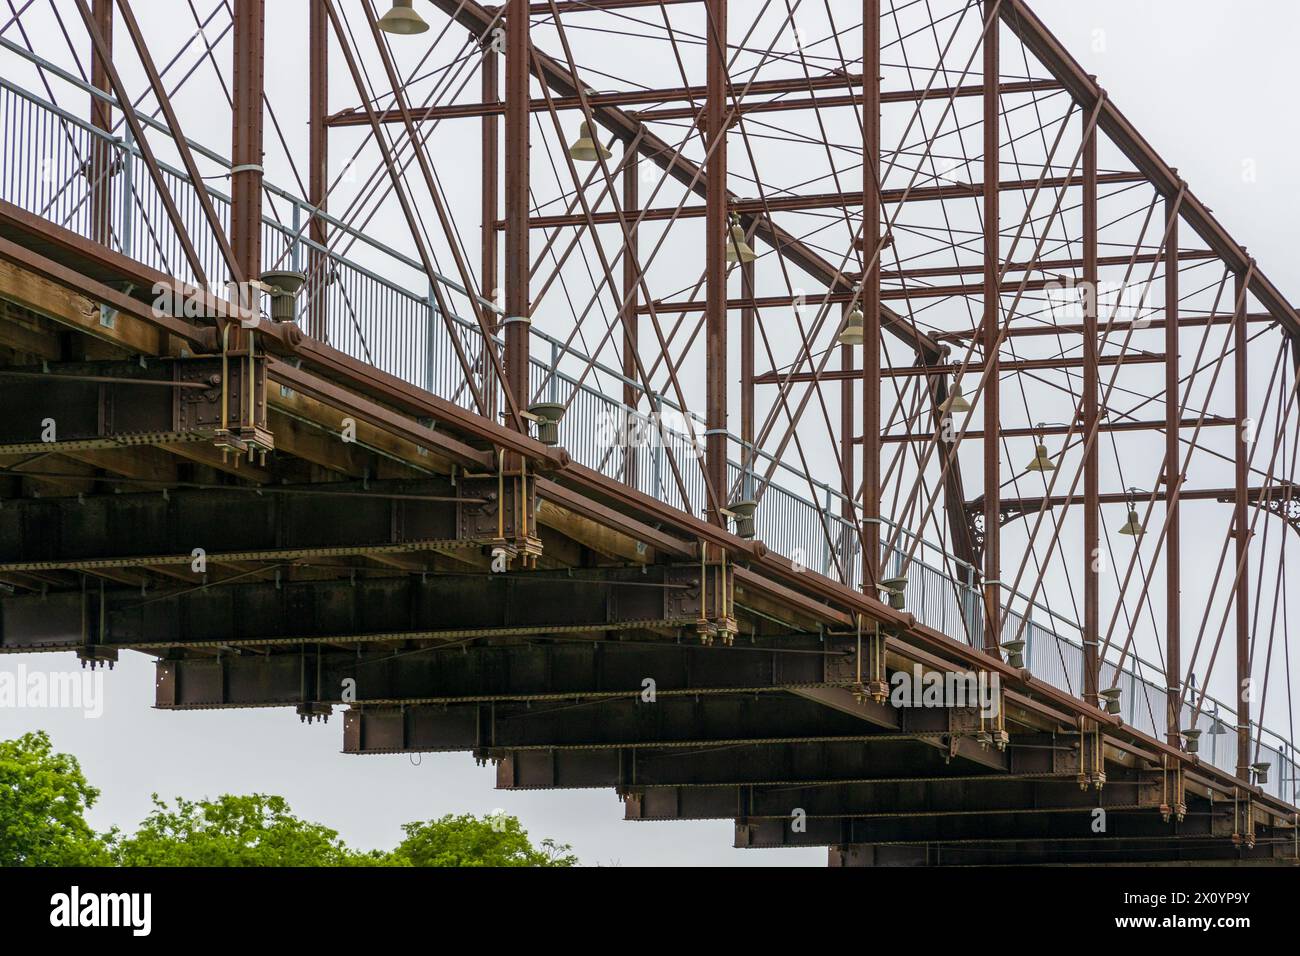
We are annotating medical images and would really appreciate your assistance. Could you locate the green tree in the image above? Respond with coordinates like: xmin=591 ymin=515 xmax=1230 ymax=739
xmin=114 ymin=793 xmax=358 ymax=867
xmin=389 ymin=813 xmax=578 ymax=867
xmin=0 ymin=730 xmax=111 ymax=866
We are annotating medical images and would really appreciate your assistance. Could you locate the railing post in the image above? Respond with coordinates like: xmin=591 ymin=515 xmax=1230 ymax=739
xmin=291 ymin=202 xmax=302 ymax=273
xmin=821 ymin=485 xmax=833 ymax=576
xmin=425 ymin=281 xmax=437 ymax=395
xmin=652 ymin=392 xmax=664 ymax=502
xmin=120 ymin=125 xmax=134 ymax=258
xmin=549 ymin=340 xmax=560 ymax=403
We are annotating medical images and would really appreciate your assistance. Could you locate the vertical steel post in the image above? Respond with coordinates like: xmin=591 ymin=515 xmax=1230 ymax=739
xmin=504 ymin=0 xmax=531 ymax=427
xmin=1165 ymin=199 xmax=1181 ymax=747
xmin=840 ymin=307 xmax=855 ymax=579
xmin=231 ymin=0 xmax=265 ymax=291
xmin=740 ymin=257 xmax=755 ymax=500
xmin=89 ymin=0 xmax=114 ymax=247
xmin=860 ymin=0 xmax=881 ymax=590
xmin=482 ymin=43 xmax=500 ymax=419
xmin=1234 ymin=269 xmax=1251 ymax=781
xmin=705 ymin=0 xmax=728 ymax=525
xmin=1082 ymin=109 xmax=1099 ymax=707
xmin=981 ymin=3 xmax=1001 ymax=654
xmin=308 ymin=0 xmax=329 ymax=340
xmin=623 ymin=149 xmax=641 ymax=486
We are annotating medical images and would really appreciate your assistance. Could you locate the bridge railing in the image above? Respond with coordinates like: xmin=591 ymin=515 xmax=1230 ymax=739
xmin=1 ymin=65 xmax=1294 ymax=805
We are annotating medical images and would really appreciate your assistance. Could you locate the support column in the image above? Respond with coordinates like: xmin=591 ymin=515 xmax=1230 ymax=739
xmin=231 ymin=0 xmax=265 ymax=290
xmin=1164 ymin=199 xmax=1181 ymax=747
xmin=1233 ymin=269 xmax=1251 ymax=781
xmin=89 ymin=0 xmax=114 ymax=247
xmin=623 ymin=150 xmax=640 ymax=484
xmin=1082 ymin=111 xmax=1099 ymax=707
xmin=504 ymin=0 xmax=531 ymax=426
xmin=860 ymin=0 xmax=881 ymax=590
xmin=841 ymin=310 xmax=855 ymax=577
xmin=740 ymin=257 xmax=755 ymax=498
xmin=482 ymin=43 xmax=500 ymax=419
xmin=307 ymin=0 xmax=328 ymax=340
xmin=704 ymin=0 xmax=728 ymax=525
xmin=981 ymin=3 xmax=1001 ymax=655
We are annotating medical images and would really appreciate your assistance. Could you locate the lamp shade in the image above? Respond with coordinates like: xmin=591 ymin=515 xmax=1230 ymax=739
xmin=725 ymin=216 xmax=756 ymax=263
xmin=567 ymin=122 xmax=610 ymax=162
xmin=1117 ymin=508 xmax=1145 ymax=537
xmin=377 ymin=0 xmax=429 ymax=35
xmin=837 ymin=307 xmax=865 ymax=346
xmin=1026 ymin=442 xmax=1056 ymax=472
xmin=942 ymin=382 xmax=971 ymax=414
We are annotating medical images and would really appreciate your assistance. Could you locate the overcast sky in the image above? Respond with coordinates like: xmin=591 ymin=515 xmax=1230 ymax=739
xmin=2 ymin=1 xmax=1298 ymax=867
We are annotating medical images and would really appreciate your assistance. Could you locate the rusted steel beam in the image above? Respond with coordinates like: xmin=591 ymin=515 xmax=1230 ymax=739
xmin=872 ymin=416 xmax=1236 ymax=444
xmin=704 ymin=0 xmax=727 ymax=526
xmin=861 ymin=0 xmax=881 ymax=591
xmin=324 ymin=77 xmax=1062 ymax=125
xmin=0 ymin=568 xmax=704 ymax=651
xmin=230 ymin=0 xmax=264 ymax=293
xmin=1164 ymin=198 xmax=1182 ymax=749
xmin=741 ymin=805 xmax=1233 ymax=850
xmin=637 ymin=78 xmax=1064 ymax=122
xmin=504 ymin=0 xmax=531 ymax=425
xmin=740 ymin=257 xmax=755 ymax=495
xmin=0 ymin=231 xmax=218 ymax=351
xmin=530 ymin=0 xmax=697 ymax=13
xmin=307 ymin=0 xmax=329 ymax=340
xmin=88 ymin=0 xmax=113 ymax=247
xmin=934 ymin=310 xmax=1274 ymax=342
xmin=635 ymin=277 xmax=1064 ymax=314
xmin=1233 ymin=269 xmax=1251 ymax=781
xmin=512 ymin=172 xmax=1146 ymax=228
xmin=1082 ymin=106 xmax=1100 ymax=708
xmin=980 ymin=0 xmax=1003 ymax=657
xmin=974 ymin=484 xmax=1293 ymax=512
xmin=829 ymin=838 xmax=1295 ymax=866
xmin=889 ymin=248 xmax=1216 ymax=284
xmin=754 ymin=353 xmax=1165 ymax=385
xmin=155 ymin=639 xmax=831 ymax=709
xmin=343 ymin=696 xmax=891 ymax=753
xmin=628 ymin=771 xmax=1152 ymax=820
xmin=0 ymin=478 xmax=461 ymax=570
xmin=481 ymin=39 xmax=500 ymax=421
xmin=495 ymin=739 xmax=1006 ymax=790
xmin=622 ymin=153 xmax=639 ymax=418
xmin=266 ymin=357 xmax=493 ymax=468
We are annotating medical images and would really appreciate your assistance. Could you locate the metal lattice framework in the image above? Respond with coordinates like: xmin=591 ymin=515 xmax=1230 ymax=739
xmin=0 ymin=0 xmax=1297 ymax=864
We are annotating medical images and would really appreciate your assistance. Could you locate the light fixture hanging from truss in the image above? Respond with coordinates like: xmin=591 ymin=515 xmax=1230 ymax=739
xmin=1118 ymin=486 xmax=1146 ymax=537
xmin=725 ymin=213 xmax=756 ymax=263
xmin=837 ymin=305 xmax=865 ymax=346
xmin=567 ymin=121 xmax=610 ymax=163
xmin=377 ymin=0 xmax=429 ymax=35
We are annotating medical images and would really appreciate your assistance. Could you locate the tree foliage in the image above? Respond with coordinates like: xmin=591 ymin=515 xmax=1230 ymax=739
xmin=113 ymin=793 xmax=356 ymax=867
xmin=390 ymin=813 xmax=578 ymax=867
xmin=1 ymin=732 xmax=577 ymax=867
xmin=0 ymin=730 xmax=111 ymax=866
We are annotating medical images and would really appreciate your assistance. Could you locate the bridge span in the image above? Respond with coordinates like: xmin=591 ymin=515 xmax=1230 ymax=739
xmin=1 ymin=0 xmax=1298 ymax=865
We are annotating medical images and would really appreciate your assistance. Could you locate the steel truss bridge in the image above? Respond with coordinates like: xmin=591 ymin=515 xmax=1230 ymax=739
xmin=0 ymin=0 xmax=1297 ymax=865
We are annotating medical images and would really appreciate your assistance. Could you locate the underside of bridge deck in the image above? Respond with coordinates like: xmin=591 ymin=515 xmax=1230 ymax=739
xmin=0 ymin=221 xmax=1293 ymax=863
xmin=1 ymin=0 xmax=1298 ymax=869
